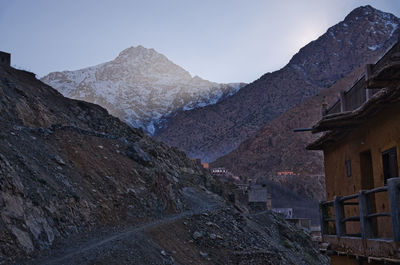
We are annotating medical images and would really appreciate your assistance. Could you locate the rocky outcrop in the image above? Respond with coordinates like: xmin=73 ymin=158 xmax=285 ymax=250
xmin=155 ymin=5 xmax=400 ymax=163
xmin=0 ymin=65 xmax=213 ymax=263
xmin=41 ymin=46 xmax=245 ymax=134
xmin=149 ymin=207 xmax=328 ymax=265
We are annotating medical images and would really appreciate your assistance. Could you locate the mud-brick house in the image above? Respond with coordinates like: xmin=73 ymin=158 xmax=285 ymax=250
xmin=307 ymin=39 xmax=400 ymax=265
xmin=248 ymin=184 xmax=271 ymax=212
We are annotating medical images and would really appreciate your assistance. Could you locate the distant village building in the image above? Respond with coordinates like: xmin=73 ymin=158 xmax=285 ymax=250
xmin=0 ymin=51 xmax=10 ymax=66
xmin=211 ymin=167 xmax=228 ymax=175
xmin=210 ymin=167 xmax=240 ymax=183
xmin=307 ymin=38 xmax=400 ymax=264
xmin=269 ymin=171 xmax=298 ymax=183
xmin=248 ymin=184 xmax=271 ymax=212
xmin=201 ymin=163 xmax=209 ymax=169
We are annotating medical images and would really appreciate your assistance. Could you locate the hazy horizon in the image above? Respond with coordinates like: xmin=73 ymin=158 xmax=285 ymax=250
xmin=1 ymin=0 xmax=400 ymax=83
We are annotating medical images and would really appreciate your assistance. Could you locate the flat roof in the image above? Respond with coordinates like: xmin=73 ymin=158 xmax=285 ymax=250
xmin=307 ymin=87 xmax=400 ymax=150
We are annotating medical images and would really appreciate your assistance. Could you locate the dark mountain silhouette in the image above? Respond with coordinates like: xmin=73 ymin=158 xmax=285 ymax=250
xmin=156 ymin=5 xmax=400 ymax=164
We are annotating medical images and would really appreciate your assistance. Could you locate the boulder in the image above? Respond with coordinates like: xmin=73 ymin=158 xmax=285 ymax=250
xmin=126 ymin=144 xmax=151 ymax=165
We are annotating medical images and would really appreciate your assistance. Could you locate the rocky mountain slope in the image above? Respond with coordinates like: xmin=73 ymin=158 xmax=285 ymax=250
xmin=155 ymin=5 xmax=400 ymax=162
xmin=0 ymin=64 xmax=212 ymax=262
xmin=212 ymin=64 xmax=369 ymax=200
xmin=41 ymin=46 xmax=244 ymax=134
xmin=0 ymin=64 xmax=325 ymax=264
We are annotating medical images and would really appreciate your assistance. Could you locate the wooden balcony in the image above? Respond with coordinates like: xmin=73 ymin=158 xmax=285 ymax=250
xmin=324 ymin=39 xmax=400 ymax=117
xmin=319 ymin=178 xmax=400 ymax=260
xmin=324 ymin=75 xmax=381 ymax=116
xmin=366 ymin=40 xmax=400 ymax=89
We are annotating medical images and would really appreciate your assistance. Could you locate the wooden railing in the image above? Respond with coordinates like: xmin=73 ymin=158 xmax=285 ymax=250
xmin=343 ymin=78 xmax=366 ymax=112
xmin=368 ymin=40 xmax=400 ymax=80
xmin=324 ymin=77 xmax=379 ymax=116
xmin=324 ymin=99 xmax=341 ymax=116
xmin=323 ymin=39 xmax=400 ymax=117
xmin=320 ymin=177 xmax=400 ymax=241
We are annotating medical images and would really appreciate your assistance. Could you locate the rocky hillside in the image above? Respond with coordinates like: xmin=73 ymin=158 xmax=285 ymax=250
xmin=148 ymin=207 xmax=328 ymax=265
xmin=0 ymin=64 xmax=326 ymax=264
xmin=155 ymin=5 xmax=400 ymax=162
xmin=41 ymin=46 xmax=245 ymax=134
xmin=0 ymin=64 xmax=213 ymax=262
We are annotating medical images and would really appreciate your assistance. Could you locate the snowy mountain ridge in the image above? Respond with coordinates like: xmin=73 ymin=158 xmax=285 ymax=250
xmin=41 ymin=46 xmax=245 ymax=134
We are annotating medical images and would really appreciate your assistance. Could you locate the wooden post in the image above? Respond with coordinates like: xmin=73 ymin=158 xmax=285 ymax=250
xmin=365 ymin=64 xmax=373 ymax=82
xmin=388 ymin=178 xmax=400 ymax=242
xmin=366 ymin=89 xmax=373 ymax=101
xmin=321 ymin=96 xmax=328 ymax=116
xmin=340 ymin=91 xmax=346 ymax=112
xmin=334 ymin=196 xmax=346 ymax=236
xmin=359 ymin=190 xmax=374 ymax=239
xmin=319 ymin=201 xmax=328 ymax=235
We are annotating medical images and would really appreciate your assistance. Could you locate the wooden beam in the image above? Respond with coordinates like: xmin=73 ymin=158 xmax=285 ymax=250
xmin=359 ymin=190 xmax=374 ymax=239
xmin=319 ymin=201 xmax=329 ymax=235
xmin=365 ymin=64 xmax=373 ymax=82
xmin=367 ymin=79 xmax=400 ymax=89
xmin=340 ymin=91 xmax=346 ymax=112
xmin=334 ymin=196 xmax=346 ymax=236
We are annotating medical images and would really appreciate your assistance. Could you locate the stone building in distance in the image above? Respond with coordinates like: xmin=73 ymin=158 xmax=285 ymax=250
xmin=308 ymin=39 xmax=400 ymax=264
xmin=0 ymin=51 xmax=11 ymax=66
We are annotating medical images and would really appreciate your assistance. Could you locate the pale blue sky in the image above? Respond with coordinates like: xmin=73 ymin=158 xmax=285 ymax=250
xmin=1 ymin=0 xmax=400 ymax=83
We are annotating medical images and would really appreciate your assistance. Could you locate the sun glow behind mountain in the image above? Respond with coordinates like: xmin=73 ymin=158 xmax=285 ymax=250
xmin=1 ymin=1 xmax=399 ymax=83
xmin=293 ymin=25 xmax=326 ymax=49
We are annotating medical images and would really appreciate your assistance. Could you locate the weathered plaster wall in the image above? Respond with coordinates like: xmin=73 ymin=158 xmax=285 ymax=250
xmin=323 ymin=102 xmax=400 ymax=237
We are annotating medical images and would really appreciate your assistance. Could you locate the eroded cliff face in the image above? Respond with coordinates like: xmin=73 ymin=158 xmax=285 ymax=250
xmin=155 ymin=5 xmax=400 ymax=163
xmin=0 ymin=65 xmax=212 ymax=262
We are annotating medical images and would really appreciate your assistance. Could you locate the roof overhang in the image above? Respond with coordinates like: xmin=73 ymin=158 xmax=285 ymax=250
xmin=307 ymin=87 xmax=400 ymax=150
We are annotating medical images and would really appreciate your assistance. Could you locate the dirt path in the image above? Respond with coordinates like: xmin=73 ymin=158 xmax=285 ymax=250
xmin=23 ymin=187 xmax=224 ymax=265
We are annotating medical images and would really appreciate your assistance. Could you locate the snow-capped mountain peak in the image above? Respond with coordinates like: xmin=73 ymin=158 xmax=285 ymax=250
xmin=41 ymin=46 xmax=245 ymax=134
